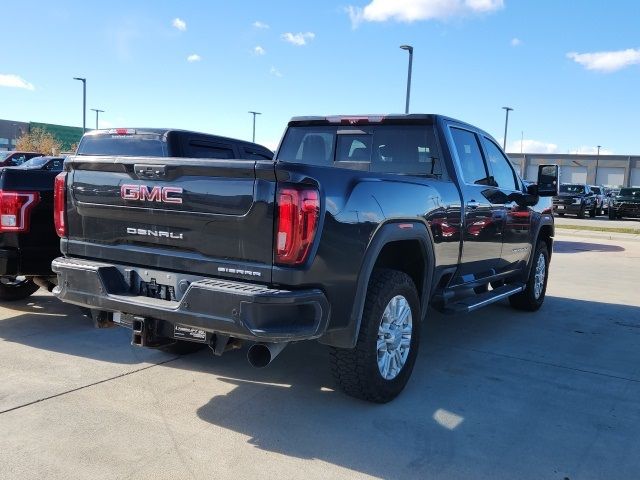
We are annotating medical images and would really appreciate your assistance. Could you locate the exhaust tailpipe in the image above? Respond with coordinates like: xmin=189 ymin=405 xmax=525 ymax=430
xmin=247 ymin=342 xmax=288 ymax=368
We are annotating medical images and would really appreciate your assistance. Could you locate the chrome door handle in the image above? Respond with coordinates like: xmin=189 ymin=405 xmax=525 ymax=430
xmin=466 ymin=200 xmax=480 ymax=210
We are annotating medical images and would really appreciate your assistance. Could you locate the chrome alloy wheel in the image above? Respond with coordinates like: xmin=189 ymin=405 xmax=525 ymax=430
xmin=534 ymin=253 xmax=546 ymax=300
xmin=377 ymin=295 xmax=412 ymax=380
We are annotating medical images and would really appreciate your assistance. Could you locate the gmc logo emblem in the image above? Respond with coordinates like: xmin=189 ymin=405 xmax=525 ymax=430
xmin=120 ymin=184 xmax=183 ymax=204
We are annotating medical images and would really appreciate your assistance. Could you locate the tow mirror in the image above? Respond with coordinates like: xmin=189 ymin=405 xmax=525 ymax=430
xmin=536 ymin=165 xmax=559 ymax=197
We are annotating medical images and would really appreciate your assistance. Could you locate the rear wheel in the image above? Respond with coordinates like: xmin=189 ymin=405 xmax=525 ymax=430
xmin=577 ymin=206 xmax=585 ymax=218
xmin=0 ymin=277 xmax=39 ymax=301
xmin=330 ymin=269 xmax=421 ymax=403
xmin=608 ymin=208 xmax=617 ymax=220
xmin=589 ymin=206 xmax=597 ymax=218
xmin=509 ymin=242 xmax=549 ymax=312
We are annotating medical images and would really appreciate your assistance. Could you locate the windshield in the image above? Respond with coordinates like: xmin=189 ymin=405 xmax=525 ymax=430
xmin=19 ymin=156 xmax=48 ymax=168
xmin=0 ymin=152 xmax=8 ymax=161
xmin=619 ymin=188 xmax=640 ymax=197
xmin=77 ymin=133 xmax=168 ymax=156
xmin=559 ymin=184 xmax=585 ymax=194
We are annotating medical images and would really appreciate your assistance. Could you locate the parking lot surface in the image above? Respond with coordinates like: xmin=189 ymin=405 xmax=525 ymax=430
xmin=1 ymin=233 xmax=639 ymax=480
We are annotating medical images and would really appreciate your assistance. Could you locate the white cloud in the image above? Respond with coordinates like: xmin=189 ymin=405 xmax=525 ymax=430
xmin=569 ymin=146 xmax=614 ymax=155
xmin=505 ymin=139 xmax=559 ymax=154
xmin=187 ymin=54 xmax=201 ymax=62
xmin=254 ymin=46 xmax=266 ymax=56
xmin=281 ymin=32 xmax=315 ymax=46
xmin=269 ymin=66 xmax=283 ymax=77
xmin=172 ymin=18 xmax=186 ymax=31
xmin=511 ymin=37 xmax=521 ymax=47
xmin=567 ymin=48 xmax=640 ymax=73
xmin=0 ymin=74 xmax=35 ymax=91
xmin=347 ymin=0 xmax=504 ymax=28
xmin=253 ymin=21 xmax=270 ymax=29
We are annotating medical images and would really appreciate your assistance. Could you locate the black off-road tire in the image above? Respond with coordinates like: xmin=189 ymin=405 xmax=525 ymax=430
xmin=589 ymin=206 xmax=597 ymax=218
xmin=608 ymin=209 xmax=617 ymax=220
xmin=0 ymin=277 xmax=39 ymax=301
xmin=576 ymin=206 xmax=585 ymax=219
xmin=509 ymin=242 xmax=549 ymax=312
xmin=557 ymin=212 xmax=565 ymax=217
xmin=329 ymin=269 xmax=421 ymax=403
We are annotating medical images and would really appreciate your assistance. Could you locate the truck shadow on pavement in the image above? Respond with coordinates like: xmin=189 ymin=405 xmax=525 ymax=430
xmin=189 ymin=296 xmax=640 ymax=479
xmin=553 ymin=240 xmax=625 ymax=253
xmin=0 ymin=292 xmax=172 ymax=365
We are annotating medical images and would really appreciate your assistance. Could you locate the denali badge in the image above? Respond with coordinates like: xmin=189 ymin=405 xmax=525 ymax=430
xmin=127 ymin=227 xmax=184 ymax=239
xmin=121 ymin=184 xmax=183 ymax=204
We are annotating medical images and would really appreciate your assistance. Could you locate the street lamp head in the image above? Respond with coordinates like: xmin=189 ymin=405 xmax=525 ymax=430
xmin=400 ymin=45 xmax=413 ymax=53
xmin=73 ymin=77 xmax=86 ymax=82
xmin=502 ymin=106 xmax=513 ymax=112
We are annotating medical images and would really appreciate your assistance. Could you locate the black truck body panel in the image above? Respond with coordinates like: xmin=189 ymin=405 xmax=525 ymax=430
xmin=0 ymin=168 xmax=60 ymax=276
xmin=53 ymin=115 xmax=554 ymax=349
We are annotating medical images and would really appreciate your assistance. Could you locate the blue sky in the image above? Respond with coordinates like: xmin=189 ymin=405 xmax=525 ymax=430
xmin=2 ymin=0 xmax=638 ymax=153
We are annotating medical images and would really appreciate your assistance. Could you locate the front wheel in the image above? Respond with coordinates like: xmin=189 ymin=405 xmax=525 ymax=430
xmin=608 ymin=208 xmax=617 ymax=220
xmin=577 ymin=206 xmax=586 ymax=219
xmin=0 ymin=277 xmax=40 ymax=301
xmin=330 ymin=269 xmax=421 ymax=403
xmin=509 ymin=243 xmax=549 ymax=312
xmin=589 ymin=206 xmax=597 ymax=218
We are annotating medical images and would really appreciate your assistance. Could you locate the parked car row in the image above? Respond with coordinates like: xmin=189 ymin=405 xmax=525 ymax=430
xmin=552 ymin=183 xmax=636 ymax=220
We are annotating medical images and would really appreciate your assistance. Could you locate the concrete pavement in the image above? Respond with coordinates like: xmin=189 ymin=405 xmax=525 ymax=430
xmin=1 ymin=236 xmax=639 ymax=479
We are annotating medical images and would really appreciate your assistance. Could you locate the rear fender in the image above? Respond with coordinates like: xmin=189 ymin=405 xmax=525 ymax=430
xmin=320 ymin=221 xmax=435 ymax=348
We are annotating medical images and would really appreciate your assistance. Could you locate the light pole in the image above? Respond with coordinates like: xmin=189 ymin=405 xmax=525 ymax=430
xmin=248 ymin=111 xmax=261 ymax=143
xmin=73 ymin=77 xmax=87 ymax=133
xmin=91 ymin=109 xmax=104 ymax=129
xmin=502 ymin=106 xmax=513 ymax=150
xmin=11 ymin=123 xmax=17 ymax=149
xmin=595 ymin=145 xmax=602 ymax=184
xmin=400 ymin=45 xmax=413 ymax=114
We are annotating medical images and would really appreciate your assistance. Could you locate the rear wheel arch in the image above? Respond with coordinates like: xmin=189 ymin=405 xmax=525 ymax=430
xmin=340 ymin=221 xmax=435 ymax=348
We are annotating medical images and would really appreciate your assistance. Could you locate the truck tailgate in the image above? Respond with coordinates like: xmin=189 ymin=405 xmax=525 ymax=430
xmin=64 ymin=156 xmax=276 ymax=282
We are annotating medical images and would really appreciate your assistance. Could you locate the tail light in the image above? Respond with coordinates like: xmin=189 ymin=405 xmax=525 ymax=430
xmin=275 ymin=187 xmax=320 ymax=265
xmin=0 ymin=190 xmax=40 ymax=232
xmin=54 ymin=172 xmax=67 ymax=237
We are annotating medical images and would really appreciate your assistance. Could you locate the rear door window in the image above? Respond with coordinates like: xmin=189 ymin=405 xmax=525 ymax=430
xmin=450 ymin=128 xmax=490 ymax=185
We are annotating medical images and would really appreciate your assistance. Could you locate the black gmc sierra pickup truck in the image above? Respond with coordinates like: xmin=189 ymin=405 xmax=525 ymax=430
xmin=52 ymin=114 xmax=558 ymax=402
xmin=0 ymin=129 xmax=272 ymax=305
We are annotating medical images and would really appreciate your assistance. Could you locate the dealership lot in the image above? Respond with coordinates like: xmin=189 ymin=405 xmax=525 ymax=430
xmin=1 ymin=234 xmax=639 ymax=480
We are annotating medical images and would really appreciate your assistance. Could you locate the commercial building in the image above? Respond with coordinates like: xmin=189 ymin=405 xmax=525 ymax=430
xmin=0 ymin=119 xmax=84 ymax=152
xmin=509 ymin=153 xmax=640 ymax=187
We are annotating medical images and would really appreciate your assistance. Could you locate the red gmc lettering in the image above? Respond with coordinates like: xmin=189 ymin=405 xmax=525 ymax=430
xmin=161 ymin=187 xmax=183 ymax=204
xmin=120 ymin=185 xmax=183 ymax=204
xmin=140 ymin=186 xmax=162 ymax=202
